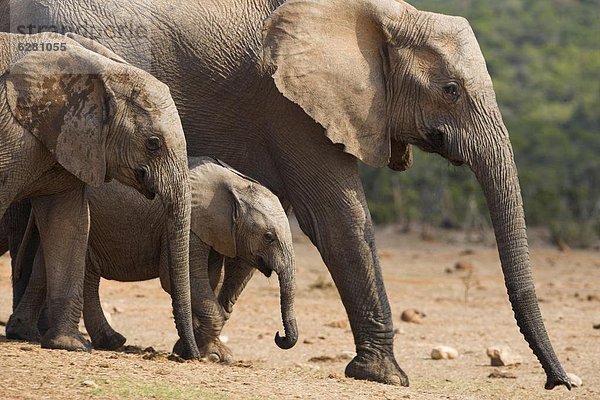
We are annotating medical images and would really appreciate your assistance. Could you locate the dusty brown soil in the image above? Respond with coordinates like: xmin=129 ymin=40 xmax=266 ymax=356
xmin=1 ymin=223 xmax=598 ymax=399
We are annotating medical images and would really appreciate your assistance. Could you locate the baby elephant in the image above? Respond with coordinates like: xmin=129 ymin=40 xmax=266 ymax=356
xmin=11 ymin=157 xmax=297 ymax=362
xmin=1 ymin=32 xmax=197 ymax=357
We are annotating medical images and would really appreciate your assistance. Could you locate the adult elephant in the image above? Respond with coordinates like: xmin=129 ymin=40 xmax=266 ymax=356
xmin=1 ymin=0 xmax=569 ymax=389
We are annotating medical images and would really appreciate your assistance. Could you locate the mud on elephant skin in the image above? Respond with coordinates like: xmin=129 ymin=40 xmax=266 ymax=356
xmin=2 ymin=0 xmax=569 ymax=389
xmin=12 ymin=157 xmax=297 ymax=363
xmin=0 ymin=32 xmax=198 ymax=358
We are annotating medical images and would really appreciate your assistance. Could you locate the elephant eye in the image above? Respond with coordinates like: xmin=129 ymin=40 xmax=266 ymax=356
xmin=264 ymin=231 xmax=275 ymax=243
xmin=145 ymin=136 xmax=162 ymax=152
xmin=443 ymin=82 xmax=460 ymax=100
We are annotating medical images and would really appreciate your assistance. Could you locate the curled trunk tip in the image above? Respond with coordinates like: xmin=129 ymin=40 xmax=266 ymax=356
xmin=274 ymin=323 xmax=297 ymax=349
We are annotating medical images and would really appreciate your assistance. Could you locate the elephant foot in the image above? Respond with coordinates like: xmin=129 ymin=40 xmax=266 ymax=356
xmin=171 ymin=339 xmax=201 ymax=360
xmin=173 ymin=337 xmax=230 ymax=362
xmin=5 ymin=314 xmax=41 ymax=342
xmin=345 ymin=350 xmax=409 ymax=386
xmin=197 ymin=337 xmax=233 ymax=364
xmin=41 ymin=330 xmax=92 ymax=352
xmin=91 ymin=330 xmax=127 ymax=351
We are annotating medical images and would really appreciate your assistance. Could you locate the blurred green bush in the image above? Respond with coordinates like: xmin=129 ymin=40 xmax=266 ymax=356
xmin=361 ymin=0 xmax=600 ymax=248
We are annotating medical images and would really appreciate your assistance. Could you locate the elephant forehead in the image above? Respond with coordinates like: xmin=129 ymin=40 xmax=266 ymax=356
xmin=249 ymin=189 xmax=288 ymax=225
xmin=430 ymin=17 xmax=492 ymax=87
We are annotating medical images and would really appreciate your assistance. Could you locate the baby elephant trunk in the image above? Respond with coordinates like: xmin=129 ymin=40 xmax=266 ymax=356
xmin=274 ymin=266 xmax=298 ymax=349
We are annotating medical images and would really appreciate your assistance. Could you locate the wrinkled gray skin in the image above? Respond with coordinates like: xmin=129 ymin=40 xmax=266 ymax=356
xmin=10 ymin=157 xmax=297 ymax=361
xmin=1 ymin=0 xmax=569 ymax=388
xmin=0 ymin=32 xmax=198 ymax=358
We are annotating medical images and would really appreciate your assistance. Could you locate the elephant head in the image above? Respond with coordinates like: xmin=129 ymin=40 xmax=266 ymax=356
xmin=189 ymin=158 xmax=298 ymax=350
xmin=5 ymin=33 xmax=199 ymax=359
xmin=263 ymin=0 xmax=569 ymax=389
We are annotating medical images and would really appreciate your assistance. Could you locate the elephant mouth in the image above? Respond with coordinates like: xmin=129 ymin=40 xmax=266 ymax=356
xmin=134 ymin=165 xmax=157 ymax=200
xmin=256 ymin=256 xmax=273 ymax=278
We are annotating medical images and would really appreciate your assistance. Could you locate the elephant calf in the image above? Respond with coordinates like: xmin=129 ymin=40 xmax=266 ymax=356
xmin=1 ymin=32 xmax=198 ymax=357
xmin=9 ymin=157 xmax=297 ymax=362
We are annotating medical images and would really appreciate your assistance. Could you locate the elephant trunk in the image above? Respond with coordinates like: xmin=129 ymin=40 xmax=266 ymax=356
xmin=469 ymin=128 xmax=570 ymax=390
xmin=273 ymin=255 xmax=298 ymax=350
xmin=161 ymin=163 xmax=200 ymax=360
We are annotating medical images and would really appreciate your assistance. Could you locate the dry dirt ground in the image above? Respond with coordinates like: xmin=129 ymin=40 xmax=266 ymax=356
xmin=0 ymin=222 xmax=598 ymax=399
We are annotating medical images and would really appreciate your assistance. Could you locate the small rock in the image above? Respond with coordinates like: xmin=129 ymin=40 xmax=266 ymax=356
xmin=303 ymin=338 xmax=314 ymax=344
xmin=567 ymin=372 xmax=582 ymax=387
xmin=431 ymin=345 xmax=458 ymax=360
xmin=486 ymin=345 xmax=522 ymax=366
xmin=339 ymin=350 xmax=356 ymax=361
xmin=488 ymin=370 xmax=517 ymax=379
xmin=401 ymin=309 xmax=426 ymax=324
xmin=593 ymin=323 xmax=600 ymax=330
xmin=19 ymin=346 xmax=34 ymax=352
xmin=587 ymin=294 xmax=600 ymax=302
xmin=98 ymin=362 xmax=110 ymax=368
xmin=81 ymin=380 xmax=98 ymax=388
xmin=219 ymin=335 xmax=229 ymax=344
xmin=112 ymin=306 xmax=124 ymax=314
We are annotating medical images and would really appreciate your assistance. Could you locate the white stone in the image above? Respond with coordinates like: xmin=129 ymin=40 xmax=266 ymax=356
xmin=567 ymin=372 xmax=582 ymax=387
xmin=486 ymin=345 xmax=522 ymax=366
xmin=81 ymin=380 xmax=98 ymax=388
xmin=431 ymin=345 xmax=458 ymax=360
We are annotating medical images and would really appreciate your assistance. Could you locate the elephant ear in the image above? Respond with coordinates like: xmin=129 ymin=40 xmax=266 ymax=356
xmin=65 ymin=33 xmax=129 ymax=64
xmin=5 ymin=43 xmax=113 ymax=187
xmin=263 ymin=0 xmax=402 ymax=168
xmin=190 ymin=163 xmax=241 ymax=258
xmin=202 ymin=185 xmax=240 ymax=258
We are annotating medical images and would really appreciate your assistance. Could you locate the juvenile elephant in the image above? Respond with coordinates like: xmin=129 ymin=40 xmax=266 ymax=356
xmin=10 ymin=157 xmax=297 ymax=361
xmin=0 ymin=32 xmax=199 ymax=358
xmin=2 ymin=0 xmax=570 ymax=388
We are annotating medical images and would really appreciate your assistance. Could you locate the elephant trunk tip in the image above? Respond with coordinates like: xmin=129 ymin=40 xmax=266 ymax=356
xmin=274 ymin=326 xmax=297 ymax=350
xmin=545 ymin=372 xmax=572 ymax=391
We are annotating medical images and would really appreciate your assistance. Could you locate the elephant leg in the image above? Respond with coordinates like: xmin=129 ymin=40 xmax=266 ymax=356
xmin=274 ymin=126 xmax=407 ymax=385
xmin=207 ymin=250 xmax=224 ymax=293
xmin=6 ymin=247 xmax=46 ymax=342
xmin=83 ymin=262 xmax=126 ymax=350
xmin=4 ymin=202 xmax=50 ymax=334
xmin=32 ymin=186 xmax=91 ymax=352
xmin=217 ymin=257 xmax=255 ymax=321
xmin=170 ymin=234 xmax=231 ymax=363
